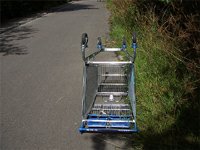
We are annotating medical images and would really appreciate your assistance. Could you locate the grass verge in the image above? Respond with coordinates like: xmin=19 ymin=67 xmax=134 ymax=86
xmin=107 ymin=0 xmax=200 ymax=149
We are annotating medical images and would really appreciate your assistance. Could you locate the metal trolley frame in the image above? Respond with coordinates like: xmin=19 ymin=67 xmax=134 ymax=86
xmin=79 ymin=33 xmax=138 ymax=133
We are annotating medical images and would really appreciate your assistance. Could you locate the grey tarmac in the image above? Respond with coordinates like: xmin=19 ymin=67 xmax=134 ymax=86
xmin=1 ymin=0 xmax=134 ymax=149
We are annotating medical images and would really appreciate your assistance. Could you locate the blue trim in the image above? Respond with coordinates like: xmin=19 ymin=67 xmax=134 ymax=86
xmin=132 ymin=43 xmax=137 ymax=49
xmin=122 ymin=44 xmax=127 ymax=50
xmin=87 ymin=119 xmax=131 ymax=128
xmin=97 ymin=44 xmax=102 ymax=50
xmin=86 ymin=115 xmax=131 ymax=128
xmin=79 ymin=126 xmax=138 ymax=133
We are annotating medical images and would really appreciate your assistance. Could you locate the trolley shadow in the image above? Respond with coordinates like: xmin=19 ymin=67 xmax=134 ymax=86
xmin=92 ymin=133 xmax=135 ymax=150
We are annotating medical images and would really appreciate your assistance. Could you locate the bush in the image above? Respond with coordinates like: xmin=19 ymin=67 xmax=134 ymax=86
xmin=107 ymin=0 xmax=200 ymax=148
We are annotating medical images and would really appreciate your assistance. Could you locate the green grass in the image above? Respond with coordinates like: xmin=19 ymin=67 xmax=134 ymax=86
xmin=109 ymin=3 xmax=182 ymax=133
xmin=106 ymin=0 xmax=199 ymax=149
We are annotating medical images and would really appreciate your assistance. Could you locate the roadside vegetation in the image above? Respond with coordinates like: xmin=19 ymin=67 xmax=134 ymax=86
xmin=1 ymin=0 xmax=71 ymax=22
xmin=107 ymin=0 xmax=199 ymax=149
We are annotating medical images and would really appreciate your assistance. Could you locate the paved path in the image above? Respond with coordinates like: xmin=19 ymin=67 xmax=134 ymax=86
xmin=1 ymin=1 xmax=133 ymax=149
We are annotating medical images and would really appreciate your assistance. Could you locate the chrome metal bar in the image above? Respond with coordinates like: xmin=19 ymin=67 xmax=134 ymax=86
xmin=91 ymin=108 xmax=130 ymax=111
xmin=82 ymin=120 xmax=135 ymax=123
xmin=97 ymin=92 xmax=128 ymax=96
xmin=99 ymin=83 xmax=127 ymax=86
xmin=87 ymin=61 xmax=132 ymax=65
xmin=103 ymin=48 xmax=122 ymax=52
xmin=94 ymin=104 xmax=130 ymax=107
xmin=101 ymin=74 xmax=127 ymax=77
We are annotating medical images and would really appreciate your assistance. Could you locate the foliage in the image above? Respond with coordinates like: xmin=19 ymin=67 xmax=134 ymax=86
xmin=107 ymin=0 xmax=200 ymax=149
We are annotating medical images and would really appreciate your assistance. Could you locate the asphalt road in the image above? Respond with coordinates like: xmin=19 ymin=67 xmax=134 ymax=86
xmin=1 ymin=1 xmax=133 ymax=149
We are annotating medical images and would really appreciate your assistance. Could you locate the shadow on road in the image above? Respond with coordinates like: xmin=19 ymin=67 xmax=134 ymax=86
xmin=50 ymin=2 xmax=98 ymax=12
xmin=0 ymin=1 xmax=98 ymax=56
xmin=91 ymin=133 xmax=136 ymax=150
xmin=0 ymin=26 xmax=37 ymax=56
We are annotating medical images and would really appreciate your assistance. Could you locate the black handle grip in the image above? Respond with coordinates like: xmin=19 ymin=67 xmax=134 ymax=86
xmin=122 ymin=37 xmax=126 ymax=45
xmin=81 ymin=33 xmax=88 ymax=47
xmin=132 ymin=32 xmax=136 ymax=43
xmin=122 ymin=37 xmax=127 ymax=50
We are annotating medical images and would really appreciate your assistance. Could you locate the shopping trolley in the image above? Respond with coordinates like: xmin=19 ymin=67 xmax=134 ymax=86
xmin=79 ymin=33 xmax=138 ymax=133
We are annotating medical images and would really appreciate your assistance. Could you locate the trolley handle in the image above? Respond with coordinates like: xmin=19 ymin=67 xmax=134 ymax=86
xmin=132 ymin=32 xmax=137 ymax=62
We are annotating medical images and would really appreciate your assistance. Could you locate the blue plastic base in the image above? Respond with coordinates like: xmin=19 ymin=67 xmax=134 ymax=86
xmin=87 ymin=117 xmax=130 ymax=128
xmin=79 ymin=127 xmax=138 ymax=133
xmin=79 ymin=114 xmax=139 ymax=133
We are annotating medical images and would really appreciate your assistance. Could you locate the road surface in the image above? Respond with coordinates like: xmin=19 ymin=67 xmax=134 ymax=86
xmin=1 ymin=0 xmax=133 ymax=149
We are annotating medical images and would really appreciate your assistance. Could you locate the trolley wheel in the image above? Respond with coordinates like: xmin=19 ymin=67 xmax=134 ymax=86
xmin=81 ymin=33 xmax=88 ymax=47
xmin=132 ymin=32 xmax=136 ymax=43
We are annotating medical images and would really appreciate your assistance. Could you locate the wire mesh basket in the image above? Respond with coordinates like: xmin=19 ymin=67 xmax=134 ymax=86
xmin=79 ymin=33 xmax=138 ymax=133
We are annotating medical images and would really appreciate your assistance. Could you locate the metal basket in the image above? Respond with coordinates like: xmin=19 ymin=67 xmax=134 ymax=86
xmin=79 ymin=33 xmax=138 ymax=133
